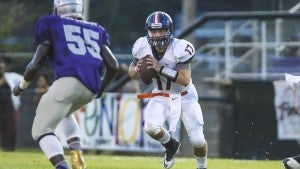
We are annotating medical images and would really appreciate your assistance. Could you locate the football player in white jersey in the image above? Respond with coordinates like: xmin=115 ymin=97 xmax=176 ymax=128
xmin=128 ymin=11 xmax=208 ymax=169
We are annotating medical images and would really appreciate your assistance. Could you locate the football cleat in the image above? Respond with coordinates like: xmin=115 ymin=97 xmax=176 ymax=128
xmin=70 ymin=150 xmax=86 ymax=169
xmin=163 ymin=139 xmax=181 ymax=169
xmin=283 ymin=157 xmax=300 ymax=169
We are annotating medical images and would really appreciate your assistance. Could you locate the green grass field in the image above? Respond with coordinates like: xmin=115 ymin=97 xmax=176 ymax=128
xmin=0 ymin=149 xmax=284 ymax=169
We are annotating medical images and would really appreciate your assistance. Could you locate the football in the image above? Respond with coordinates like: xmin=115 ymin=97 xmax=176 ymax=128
xmin=138 ymin=55 xmax=157 ymax=85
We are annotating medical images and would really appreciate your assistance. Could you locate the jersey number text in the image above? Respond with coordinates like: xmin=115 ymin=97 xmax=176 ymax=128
xmin=63 ymin=25 xmax=101 ymax=59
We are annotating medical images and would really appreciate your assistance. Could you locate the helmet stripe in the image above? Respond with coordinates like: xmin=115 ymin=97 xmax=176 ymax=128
xmin=156 ymin=12 xmax=160 ymax=24
xmin=152 ymin=13 xmax=156 ymax=24
xmin=149 ymin=11 xmax=164 ymax=29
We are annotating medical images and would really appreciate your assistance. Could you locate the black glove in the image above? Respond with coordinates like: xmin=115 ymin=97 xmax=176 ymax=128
xmin=96 ymin=88 xmax=104 ymax=99
xmin=13 ymin=84 xmax=24 ymax=96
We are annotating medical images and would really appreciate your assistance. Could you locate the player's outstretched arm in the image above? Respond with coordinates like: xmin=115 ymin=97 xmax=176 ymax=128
xmin=98 ymin=45 xmax=119 ymax=97
xmin=13 ymin=43 xmax=50 ymax=96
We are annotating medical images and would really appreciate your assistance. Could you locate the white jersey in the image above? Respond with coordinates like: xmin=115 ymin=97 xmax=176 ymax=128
xmin=132 ymin=37 xmax=195 ymax=94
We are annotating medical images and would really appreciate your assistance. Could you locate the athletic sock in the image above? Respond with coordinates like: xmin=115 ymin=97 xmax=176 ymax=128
xmin=195 ymin=155 xmax=207 ymax=169
xmin=67 ymin=137 xmax=81 ymax=150
xmin=39 ymin=135 xmax=65 ymax=159
xmin=55 ymin=161 xmax=70 ymax=169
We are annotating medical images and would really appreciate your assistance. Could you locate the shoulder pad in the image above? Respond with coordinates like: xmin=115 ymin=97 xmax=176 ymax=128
xmin=173 ymin=39 xmax=195 ymax=63
xmin=132 ymin=37 xmax=149 ymax=59
xmin=39 ymin=14 xmax=59 ymax=23
xmin=34 ymin=15 xmax=55 ymax=45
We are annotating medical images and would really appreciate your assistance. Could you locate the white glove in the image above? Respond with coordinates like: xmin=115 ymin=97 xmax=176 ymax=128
xmin=285 ymin=73 xmax=300 ymax=90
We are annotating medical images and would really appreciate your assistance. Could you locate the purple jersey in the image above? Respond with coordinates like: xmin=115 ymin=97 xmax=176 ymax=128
xmin=34 ymin=15 xmax=110 ymax=94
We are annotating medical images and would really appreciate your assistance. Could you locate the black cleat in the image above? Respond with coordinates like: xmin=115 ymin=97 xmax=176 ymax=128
xmin=163 ymin=138 xmax=181 ymax=169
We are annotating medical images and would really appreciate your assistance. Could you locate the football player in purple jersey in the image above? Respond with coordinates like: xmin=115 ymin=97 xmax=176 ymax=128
xmin=128 ymin=11 xmax=208 ymax=169
xmin=13 ymin=0 xmax=118 ymax=169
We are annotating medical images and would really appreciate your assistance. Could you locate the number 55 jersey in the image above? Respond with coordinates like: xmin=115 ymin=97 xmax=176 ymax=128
xmin=34 ymin=15 xmax=110 ymax=94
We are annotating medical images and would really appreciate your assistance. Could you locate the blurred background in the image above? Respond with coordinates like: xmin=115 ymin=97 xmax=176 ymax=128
xmin=1 ymin=0 xmax=299 ymax=53
xmin=1 ymin=0 xmax=300 ymax=161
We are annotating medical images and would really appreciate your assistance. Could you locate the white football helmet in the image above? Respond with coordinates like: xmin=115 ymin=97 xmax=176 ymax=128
xmin=53 ymin=0 xmax=84 ymax=19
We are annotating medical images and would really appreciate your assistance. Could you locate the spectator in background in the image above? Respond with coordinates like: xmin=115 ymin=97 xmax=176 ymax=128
xmin=290 ymin=33 xmax=300 ymax=57
xmin=33 ymin=73 xmax=50 ymax=107
xmin=0 ymin=57 xmax=23 ymax=151
xmin=284 ymin=33 xmax=300 ymax=57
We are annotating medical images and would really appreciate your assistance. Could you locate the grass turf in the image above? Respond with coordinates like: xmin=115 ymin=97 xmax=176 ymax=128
xmin=0 ymin=149 xmax=284 ymax=169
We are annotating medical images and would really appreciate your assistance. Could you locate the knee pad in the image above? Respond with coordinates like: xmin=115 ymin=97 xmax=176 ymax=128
xmin=190 ymin=135 xmax=206 ymax=148
xmin=144 ymin=122 xmax=161 ymax=136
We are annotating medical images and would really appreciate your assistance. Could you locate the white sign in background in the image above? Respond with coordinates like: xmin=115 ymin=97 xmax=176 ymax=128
xmin=273 ymin=80 xmax=300 ymax=140
xmin=55 ymin=93 xmax=180 ymax=152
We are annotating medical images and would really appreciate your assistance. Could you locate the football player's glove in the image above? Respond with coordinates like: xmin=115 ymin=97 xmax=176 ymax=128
xmin=13 ymin=84 xmax=24 ymax=96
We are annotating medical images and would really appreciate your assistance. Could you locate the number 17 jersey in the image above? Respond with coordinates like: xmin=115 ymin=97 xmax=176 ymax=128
xmin=132 ymin=37 xmax=195 ymax=94
xmin=34 ymin=15 xmax=110 ymax=94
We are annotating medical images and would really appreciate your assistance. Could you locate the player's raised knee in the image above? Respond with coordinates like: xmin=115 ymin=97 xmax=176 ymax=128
xmin=144 ymin=122 xmax=161 ymax=136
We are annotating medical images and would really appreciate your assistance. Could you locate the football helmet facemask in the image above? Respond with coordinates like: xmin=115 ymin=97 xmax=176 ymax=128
xmin=53 ymin=0 xmax=84 ymax=19
xmin=145 ymin=11 xmax=173 ymax=48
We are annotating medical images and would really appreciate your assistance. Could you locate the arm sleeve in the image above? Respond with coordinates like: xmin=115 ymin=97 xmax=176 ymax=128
xmin=99 ymin=25 xmax=111 ymax=46
xmin=34 ymin=16 xmax=52 ymax=45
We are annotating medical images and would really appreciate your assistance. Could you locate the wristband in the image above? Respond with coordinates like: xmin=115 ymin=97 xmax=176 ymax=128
xmin=159 ymin=66 xmax=178 ymax=81
xmin=19 ymin=80 xmax=30 ymax=89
